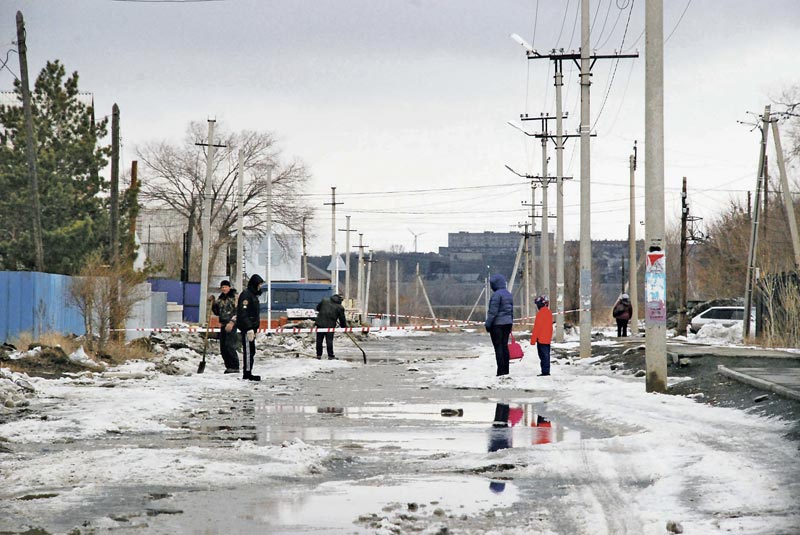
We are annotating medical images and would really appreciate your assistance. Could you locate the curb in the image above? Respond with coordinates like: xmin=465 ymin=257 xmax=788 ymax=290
xmin=717 ymin=365 xmax=800 ymax=402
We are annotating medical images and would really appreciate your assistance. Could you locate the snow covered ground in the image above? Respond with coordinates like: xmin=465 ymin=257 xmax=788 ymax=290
xmin=1 ymin=327 xmax=798 ymax=534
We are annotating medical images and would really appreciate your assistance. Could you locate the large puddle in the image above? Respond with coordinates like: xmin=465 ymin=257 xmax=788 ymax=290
xmin=254 ymin=401 xmax=581 ymax=454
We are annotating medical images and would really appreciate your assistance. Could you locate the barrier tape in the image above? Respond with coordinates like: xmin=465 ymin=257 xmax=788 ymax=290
xmin=111 ymin=307 xmax=592 ymax=335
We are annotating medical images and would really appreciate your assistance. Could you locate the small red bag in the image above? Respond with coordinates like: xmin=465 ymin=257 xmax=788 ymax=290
xmin=508 ymin=334 xmax=524 ymax=360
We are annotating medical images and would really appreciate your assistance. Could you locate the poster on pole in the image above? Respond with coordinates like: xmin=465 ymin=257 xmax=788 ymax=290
xmin=645 ymin=251 xmax=667 ymax=324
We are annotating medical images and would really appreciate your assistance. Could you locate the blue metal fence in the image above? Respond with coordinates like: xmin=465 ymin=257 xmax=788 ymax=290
xmin=147 ymin=279 xmax=200 ymax=323
xmin=0 ymin=271 xmax=85 ymax=342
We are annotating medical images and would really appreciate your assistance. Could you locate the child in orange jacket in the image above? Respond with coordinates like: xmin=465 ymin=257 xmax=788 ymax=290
xmin=531 ymin=295 xmax=553 ymax=376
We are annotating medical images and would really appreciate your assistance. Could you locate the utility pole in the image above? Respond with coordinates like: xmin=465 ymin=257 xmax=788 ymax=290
xmin=386 ymin=260 xmax=391 ymax=325
xmin=678 ymin=177 xmax=689 ymax=336
xmin=196 ymin=119 xmax=225 ymax=324
xmin=645 ymin=0 xmax=667 ymax=392
xmin=743 ymin=106 xmax=771 ymax=339
xmin=395 ymin=260 xmax=400 ymax=325
xmin=301 ymin=216 xmax=309 ymax=282
xmin=324 ymin=187 xmax=343 ymax=293
xmin=110 ymin=104 xmax=120 ymax=264
xmin=554 ymin=59 xmax=566 ymax=342
xmin=266 ymin=166 xmax=273 ymax=329
xmin=523 ymin=222 xmax=530 ymax=318
xmin=235 ymin=150 xmax=245 ymax=291
xmin=770 ymin=119 xmax=800 ymax=270
xmin=16 ymin=11 xmax=44 ymax=271
xmin=364 ymin=251 xmax=374 ymax=322
xmin=127 ymin=160 xmax=138 ymax=266
xmin=339 ymin=215 xmax=356 ymax=300
xmin=578 ymin=0 xmax=592 ymax=358
xmin=355 ymin=234 xmax=366 ymax=322
xmin=628 ymin=143 xmax=639 ymax=335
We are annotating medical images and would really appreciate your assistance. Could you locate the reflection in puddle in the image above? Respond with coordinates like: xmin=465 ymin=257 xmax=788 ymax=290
xmin=255 ymin=475 xmax=518 ymax=533
xmin=255 ymin=402 xmax=580 ymax=454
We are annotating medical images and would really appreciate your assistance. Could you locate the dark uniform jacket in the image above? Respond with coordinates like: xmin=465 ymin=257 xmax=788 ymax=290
xmin=236 ymin=274 xmax=264 ymax=332
xmin=314 ymin=294 xmax=347 ymax=329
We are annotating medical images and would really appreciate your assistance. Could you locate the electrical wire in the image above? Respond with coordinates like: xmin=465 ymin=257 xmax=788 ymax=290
xmin=664 ymin=0 xmax=693 ymax=44
xmin=591 ymin=0 xmax=635 ymax=131
xmin=301 ymin=182 xmax=524 ymax=199
xmin=554 ymin=0 xmax=571 ymax=49
xmin=0 ymin=48 xmax=19 ymax=81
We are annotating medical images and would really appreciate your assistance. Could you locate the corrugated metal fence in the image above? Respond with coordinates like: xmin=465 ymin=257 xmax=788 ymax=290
xmin=0 ymin=271 xmax=85 ymax=342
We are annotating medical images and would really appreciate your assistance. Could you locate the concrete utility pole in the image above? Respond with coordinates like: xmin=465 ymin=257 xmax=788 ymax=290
xmin=523 ymin=222 xmax=530 ymax=319
xmin=110 ymin=104 xmax=120 ymax=264
xmin=395 ymin=260 xmax=400 ymax=325
xmin=364 ymin=251 xmax=374 ymax=322
xmin=386 ymin=260 xmax=391 ymax=325
xmin=770 ymin=120 xmax=800 ymax=271
xmin=339 ymin=215 xmax=356 ymax=300
xmin=301 ymin=216 xmax=309 ymax=281
xmin=355 ymin=234 xmax=366 ymax=322
xmin=324 ymin=187 xmax=343 ymax=293
xmin=266 ymin=166 xmax=273 ymax=329
xmin=678 ymin=177 xmax=689 ymax=337
xmin=628 ymin=143 xmax=639 ymax=335
xmin=554 ymin=60 xmax=566 ymax=342
xmin=578 ymin=0 xmax=592 ymax=359
xmin=16 ymin=11 xmax=44 ymax=271
xmin=235 ymin=150 xmax=245 ymax=291
xmin=128 ymin=160 xmax=138 ymax=266
xmin=743 ymin=106 xmax=770 ymax=339
xmin=196 ymin=119 xmax=225 ymax=324
xmin=645 ymin=0 xmax=667 ymax=392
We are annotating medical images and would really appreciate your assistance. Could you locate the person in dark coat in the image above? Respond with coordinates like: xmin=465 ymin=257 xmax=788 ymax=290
xmin=236 ymin=274 xmax=264 ymax=381
xmin=211 ymin=280 xmax=239 ymax=373
xmin=612 ymin=293 xmax=634 ymax=337
xmin=314 ymin=293 xmax=348 ymax=360
xmin=485 ymin=273 xmax=514 ymax=376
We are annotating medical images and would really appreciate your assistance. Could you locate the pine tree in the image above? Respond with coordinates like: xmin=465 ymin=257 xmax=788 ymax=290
xmin=0 ymin=60 xmax=110 ymax=273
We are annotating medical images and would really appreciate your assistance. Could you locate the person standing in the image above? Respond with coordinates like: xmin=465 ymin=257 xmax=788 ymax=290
xmin=314 ymin=293 xmax=348 ymax=360
xmin=531 ymin=295 xmax=553 ymax=376
xmin=236 ymin=274 xmax=264 ymax=381
xmin=485 ymin=273 xmax=514 ymax=377
xmin=211 ymin=280 xmax=239 ymax=373
xmin=612 ymin=293 xmax=634 ymax=337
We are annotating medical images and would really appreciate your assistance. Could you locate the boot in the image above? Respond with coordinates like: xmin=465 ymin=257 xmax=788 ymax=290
xmin=328 ymin=355 xmax=338 ymax=360
xmin=243 ymin=371 xmax=261 ymax=381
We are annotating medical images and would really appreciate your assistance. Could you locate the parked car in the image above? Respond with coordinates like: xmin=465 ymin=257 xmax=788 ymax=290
xmin=689 ymin=306 xmax=753 ymax=334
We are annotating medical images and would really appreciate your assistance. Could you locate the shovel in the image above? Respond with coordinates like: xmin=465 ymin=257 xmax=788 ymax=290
xmin=197 ymin=295 xmax=215 ymax=374
xmin=345 ymin=332 xmax=367 ymax=364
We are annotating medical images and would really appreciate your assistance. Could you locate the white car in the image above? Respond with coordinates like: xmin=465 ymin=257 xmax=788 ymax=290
xmin=689 ymin=306 xmax=753 ymax=334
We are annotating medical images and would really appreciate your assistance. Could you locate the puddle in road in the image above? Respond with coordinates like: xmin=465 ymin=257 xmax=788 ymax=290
xmin=249 ymin=474 xmax=518 ymax=534
xmin=255 ymin=402 xmax=581 ymax=454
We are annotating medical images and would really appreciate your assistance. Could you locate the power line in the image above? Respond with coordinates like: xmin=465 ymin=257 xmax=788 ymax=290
xmin=664 ymin=0 xmax=693 ymax=43
xmin=299 ymin=181 xmax=524 ymax=198
xmin=591 ymin=0 xmax=636 ymax=130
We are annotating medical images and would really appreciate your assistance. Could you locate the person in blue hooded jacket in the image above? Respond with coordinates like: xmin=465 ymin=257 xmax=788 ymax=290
xmin=485 ymin=273 xmax=514 ymax=376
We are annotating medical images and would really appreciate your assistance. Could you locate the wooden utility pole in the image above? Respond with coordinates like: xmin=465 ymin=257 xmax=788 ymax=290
xmin=677 ymin=177 xmax=689 ymax=336
xmin=127 ymin=160 xmax=138 ymax=267
xmin=16 ymin=11 xmax=44 ymax=271
xmin=743 ymin=106 xmax=770 ymax=339
xmin=110 ymin=104 xmax=120 ymax=263
xmin=770 ymin=120 xmax=800 ymax=270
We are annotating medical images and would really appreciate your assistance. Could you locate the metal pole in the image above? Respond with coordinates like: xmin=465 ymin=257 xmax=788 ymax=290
xmin=579 ymin=0 xmax=593 ymax=358
xmin=743 ymin=106 xmax=770 ymax=339
xmin=236 ymin=149 xmax=245 ymax=291
xmin=770 ymin=120 xmax=800 ymax=270
xmin=554 ymin=59 xmax=566 ymax=342
xmin=198 ymin=119 xmax=216 ymax=324
xmin=16 ymin=11 xmax=44 ymax=271
xmin=344 ymin=215 xmax=352 ymax=299
xmin=644 ymin=0 xmax=667 ymax=392
xmin=628 ymin=149 xmax=639 ymax=335
xmin=266 ymin=166 xmax=273 ymax=330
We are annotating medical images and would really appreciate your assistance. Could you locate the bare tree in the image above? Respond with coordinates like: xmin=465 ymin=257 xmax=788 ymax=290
xmin=137 ymin=122 xmax=314 ymax=280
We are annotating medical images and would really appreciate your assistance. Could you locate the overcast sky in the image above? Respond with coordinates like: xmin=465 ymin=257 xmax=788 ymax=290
xmin=2 ymin=0 xmax=799 ymax=256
